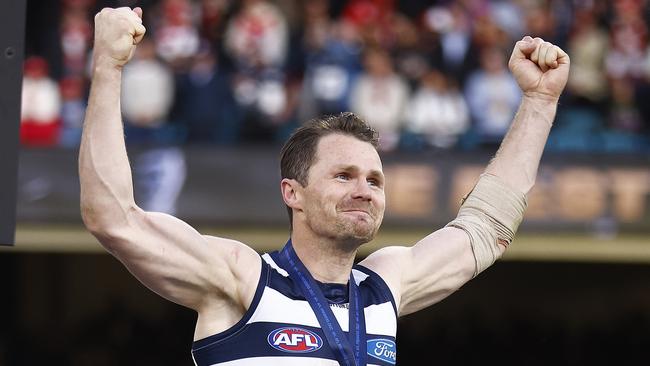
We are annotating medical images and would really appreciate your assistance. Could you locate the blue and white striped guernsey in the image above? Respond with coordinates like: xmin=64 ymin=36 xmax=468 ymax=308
xmin=191 ymin=250 xmax=398 ymax=365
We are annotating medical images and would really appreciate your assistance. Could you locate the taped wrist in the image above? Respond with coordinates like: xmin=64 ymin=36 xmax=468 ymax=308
xmin=446 ymin=174 xmax=527 ymax=276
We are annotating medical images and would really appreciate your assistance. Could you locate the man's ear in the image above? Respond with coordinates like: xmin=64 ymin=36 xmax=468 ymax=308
xmin=281 ymin=178 xmax=303 ymax=211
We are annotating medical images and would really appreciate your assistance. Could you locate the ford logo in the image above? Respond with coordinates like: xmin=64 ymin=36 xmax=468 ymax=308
xmin=367 ymin=338 xmax=397 ymax=364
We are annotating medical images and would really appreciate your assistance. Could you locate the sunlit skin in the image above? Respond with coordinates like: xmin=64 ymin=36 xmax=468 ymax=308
xmin=285 ymin=133 xmax=386 ymax=254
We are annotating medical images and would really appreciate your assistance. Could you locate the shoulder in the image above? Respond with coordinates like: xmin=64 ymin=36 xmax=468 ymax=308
xmin=358 ymin=246 xmax=410 ymax=311
xmin=202 ymin=236 xmax=261 ymax=267
xmin=201 ymin=236 xmax=263 ymax=304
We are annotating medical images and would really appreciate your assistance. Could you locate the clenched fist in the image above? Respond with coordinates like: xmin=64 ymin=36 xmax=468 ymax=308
xmin=92 ymin=7 xmax=146 ymax=69
xmin=508 ymin=36 xmax=570 ymax=102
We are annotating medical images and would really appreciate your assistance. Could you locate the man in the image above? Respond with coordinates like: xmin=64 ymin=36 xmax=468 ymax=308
xmin=79 ymin=7 xmax=569 ymax=366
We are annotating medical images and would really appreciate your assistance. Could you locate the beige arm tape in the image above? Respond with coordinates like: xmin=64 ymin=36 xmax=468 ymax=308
xmin=445 ymin=174 xmax=527 ymax=277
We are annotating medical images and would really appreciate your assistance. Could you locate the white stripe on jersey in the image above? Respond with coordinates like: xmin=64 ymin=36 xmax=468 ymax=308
xmin=262 ymin=253 xmax=289 ymax=277
xmin=263 ymin=254 xmax=372 ymax=287
xmin=248 ymin=287 xmax=397 ymax=335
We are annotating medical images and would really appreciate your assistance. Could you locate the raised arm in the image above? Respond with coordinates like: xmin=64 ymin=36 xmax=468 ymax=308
xmin=361 ymin=37 xmax=570 ymax=316
xmin=485 ymin=37 xmax=570 ymax=192
xmin=79 ymin=8 xmax=260 ymax=336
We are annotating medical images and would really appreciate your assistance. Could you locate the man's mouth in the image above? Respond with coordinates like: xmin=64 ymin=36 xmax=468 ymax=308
xmin=341 ymin=209 xmax=372 ymax=217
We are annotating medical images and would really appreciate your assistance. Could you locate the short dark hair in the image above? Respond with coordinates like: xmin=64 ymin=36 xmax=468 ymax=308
xmin=280 ymin=112 xmax=379 ymax=225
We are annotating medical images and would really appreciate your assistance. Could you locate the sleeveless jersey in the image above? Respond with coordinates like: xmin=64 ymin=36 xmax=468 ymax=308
xmin=191 ymin=250 xmax=398 ymax=365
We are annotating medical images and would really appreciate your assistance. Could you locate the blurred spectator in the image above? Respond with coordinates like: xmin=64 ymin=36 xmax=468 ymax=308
xmin=224 ymin=0 xmax=293 ymax=143
xmin=58 ymin=76 xmax=86 ymax=148
xmin=422 ymin=3 xmax=473 ymax=83
xmin=403 ymin=69 xmax=470 ymax=150
xmin=470 ymin=6 xmax=511 ymax=51
xmin=488 ymin=0 xmax=525 ymax=41
xmin=390 ymin=13 xmax=432 ymax=89
xmin=20 ymin=56 xmax=62 ymax=147
xmin=60 ymin=0 xmax=93 ymax=77
xmin=464 ymin=46 xmax=520 ymax=148
xmin=548 ymin=4 xmax=610 ymax=153
xmin=224 ymin=0 xmax=289 ymax=70
xmin=174 ymin=43 xmax=241 ymax=144
xmin=122 ymin=39 xmax=175 ymax=132
xmin=565 ymin=7 xmax=610 ymax=104
xmin=155 ymin=0 xmax=201 ymax=70
xmin=522 ymin=1 xmax=560 ymax=45
xmin=233 ymin=69 xmax=292 ymax=143
xmin=121 ymin=38 xmax=186 ymax=215
xmin=342 ymin=0 xmax=395 ymax=48
xmin=199 ymin=0 xmax=230 ymax=44
xmin=298 ymin=7 xmax=363 ymax=120
xmin=605 ymin=0 xmax=648 ymax=82
xmin=350 ymin=46 xmax=409 ymax=151
xmin=601 ymin=0 xmax=650 ymax=150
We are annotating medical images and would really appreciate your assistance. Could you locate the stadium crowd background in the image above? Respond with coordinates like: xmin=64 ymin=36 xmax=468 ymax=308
xmin=22 ymin=0 xmax=650 ymax=153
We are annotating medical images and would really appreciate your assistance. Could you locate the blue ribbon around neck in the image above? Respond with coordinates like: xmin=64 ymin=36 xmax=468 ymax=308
xmin=278 ymin=240 xmax=366 ymax=366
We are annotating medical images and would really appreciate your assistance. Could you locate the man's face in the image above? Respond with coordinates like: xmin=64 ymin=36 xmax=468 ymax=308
xmin=297 ymin=133 xmax=386 ymax=247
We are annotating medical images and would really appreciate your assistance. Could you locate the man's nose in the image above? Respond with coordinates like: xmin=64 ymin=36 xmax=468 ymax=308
xmin=351 ymin=179 xmax=373 ymax=201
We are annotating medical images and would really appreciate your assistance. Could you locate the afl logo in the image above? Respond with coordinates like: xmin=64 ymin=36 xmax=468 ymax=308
xmin=267 ymin=327 xmax=323 ymax=353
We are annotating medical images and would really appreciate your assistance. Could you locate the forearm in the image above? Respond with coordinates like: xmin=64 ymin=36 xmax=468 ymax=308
xmin=446 ymin=96 xmax=555 ymax=274
xmin=79 ymin=61 xmax=137 ymax=233
xmin=484 ymin=95 xmax=558 ymax=194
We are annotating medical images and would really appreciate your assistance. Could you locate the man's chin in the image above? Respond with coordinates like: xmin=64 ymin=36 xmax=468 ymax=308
xmin=339 ymin=226 xmax=377 ymax=246
xmin=326 ymin=216 xmax=381 ymax=247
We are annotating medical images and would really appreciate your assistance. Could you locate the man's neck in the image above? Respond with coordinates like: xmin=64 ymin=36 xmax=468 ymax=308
xmin=289 ymin=231 xmax=358 ymax=284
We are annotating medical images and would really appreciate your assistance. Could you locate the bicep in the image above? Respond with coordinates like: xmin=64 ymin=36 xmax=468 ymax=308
xmin=361 ymin=227 xmax=477 ymax=317
xmin=95 ymin=208 xmax=259 ymax=311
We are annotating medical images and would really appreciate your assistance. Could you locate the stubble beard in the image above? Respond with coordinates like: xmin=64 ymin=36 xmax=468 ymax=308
xmin=337 ymin=219 xmax=379 ymax=247
xmin=307 ymin=208 xmax=381 ymax=249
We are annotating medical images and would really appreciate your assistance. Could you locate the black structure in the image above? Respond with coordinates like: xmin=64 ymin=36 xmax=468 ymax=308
xmin=0 ymin=0 xmax=26 ymax=245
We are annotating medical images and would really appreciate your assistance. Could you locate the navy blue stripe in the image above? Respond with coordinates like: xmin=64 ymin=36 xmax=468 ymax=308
xmin=268 ymin=251 xmax=349 ymax=303
xmin=193 ymin=322 xmax=336 ymax=364
xmin=268 ymin=251 xmax=393 ymax=308
xmin=354 ymin=264 xmax=398 ymax=316
xmin=192 ymin=321 xmax=396 ymax=365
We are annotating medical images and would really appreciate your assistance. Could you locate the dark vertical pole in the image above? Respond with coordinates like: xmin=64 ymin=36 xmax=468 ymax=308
xmin=0 ymin=0 xmax=26 ymax=245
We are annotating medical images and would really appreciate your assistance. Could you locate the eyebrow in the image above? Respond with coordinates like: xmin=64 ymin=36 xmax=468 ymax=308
xmin=334 ymin=165 xmax=385 ymax=180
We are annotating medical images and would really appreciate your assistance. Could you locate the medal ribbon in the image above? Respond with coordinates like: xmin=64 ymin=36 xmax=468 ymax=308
xmin=278 ymin=240 xmax=366 ymax=366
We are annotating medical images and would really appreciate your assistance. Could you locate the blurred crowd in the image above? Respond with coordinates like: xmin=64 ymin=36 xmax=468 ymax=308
xmin=21 ymin=0 xmax=650 ymax=153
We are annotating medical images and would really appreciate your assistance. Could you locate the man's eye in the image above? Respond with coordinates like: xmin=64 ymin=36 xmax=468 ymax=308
xmin=368 ymin=179 xmax=383 ymax=188
xmin=335 ymin=174 xmax=349 ymax=180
